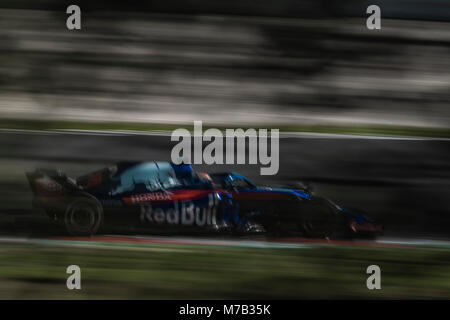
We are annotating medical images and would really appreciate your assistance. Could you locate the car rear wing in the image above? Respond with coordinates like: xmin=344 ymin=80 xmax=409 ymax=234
xmin=26 ymin=169 xmax=79 ymax=197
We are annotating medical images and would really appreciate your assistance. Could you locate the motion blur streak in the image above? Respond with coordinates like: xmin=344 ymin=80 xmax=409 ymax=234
xmin=0 ymin=1 xmax=449 ymax=127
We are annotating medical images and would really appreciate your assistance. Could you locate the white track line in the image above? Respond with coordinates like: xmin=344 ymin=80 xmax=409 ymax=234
xmin=0 ymin=236 xmax=311 ymax=249
xmin=376 ymin=238 xmax=450 ymax=247
xmin=1 ymin=128 xmax=449 ymax=141
xmin=0 ymin=236 xmax=449 ymax=249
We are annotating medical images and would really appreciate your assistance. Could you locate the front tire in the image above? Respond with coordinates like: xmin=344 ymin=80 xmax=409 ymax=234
xmin=300 ymin=199 xmax=338 ymax=239
xmin=64 ymin=197 xmax=103 ymax=236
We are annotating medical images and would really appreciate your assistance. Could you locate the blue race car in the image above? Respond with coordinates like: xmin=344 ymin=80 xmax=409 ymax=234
xmin=26 ymin=161 xmax=382 ymax=238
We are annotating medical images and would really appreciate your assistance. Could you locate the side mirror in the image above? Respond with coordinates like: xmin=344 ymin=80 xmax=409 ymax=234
xmin=304 ymin=182 xmax=313 ymax=194
xmin=291 ymin=181 xmax=313 ymax=194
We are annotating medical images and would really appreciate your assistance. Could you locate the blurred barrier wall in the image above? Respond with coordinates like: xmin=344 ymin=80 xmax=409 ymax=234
xmin=0 ymin=1 xmax=449 ymax=126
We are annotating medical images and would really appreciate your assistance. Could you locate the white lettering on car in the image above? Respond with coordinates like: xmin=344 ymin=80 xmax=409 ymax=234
xmin=127 ymin=191 xmax=173 ymax=204
xmin=139 ymin=193 xmax=218 ymax=227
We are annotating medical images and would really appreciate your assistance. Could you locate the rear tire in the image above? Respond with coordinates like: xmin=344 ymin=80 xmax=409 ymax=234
xmin=64 ymin=197 xmax=103 ymax=236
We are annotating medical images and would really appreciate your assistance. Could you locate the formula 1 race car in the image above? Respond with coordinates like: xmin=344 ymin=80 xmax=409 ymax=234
xmin=26 ymin=161 xmax=383 ymax=238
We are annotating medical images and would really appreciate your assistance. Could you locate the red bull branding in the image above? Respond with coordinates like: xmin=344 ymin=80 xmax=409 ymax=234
xmin=139 ymin=193 xmax=219 ymax=226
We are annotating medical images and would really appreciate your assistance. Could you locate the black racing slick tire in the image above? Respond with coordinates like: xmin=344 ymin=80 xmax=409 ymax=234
xmin=300 ymin=199 xmax=338 ymax=239
xmin=64 ymin=197 xmax=103 ymax=236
